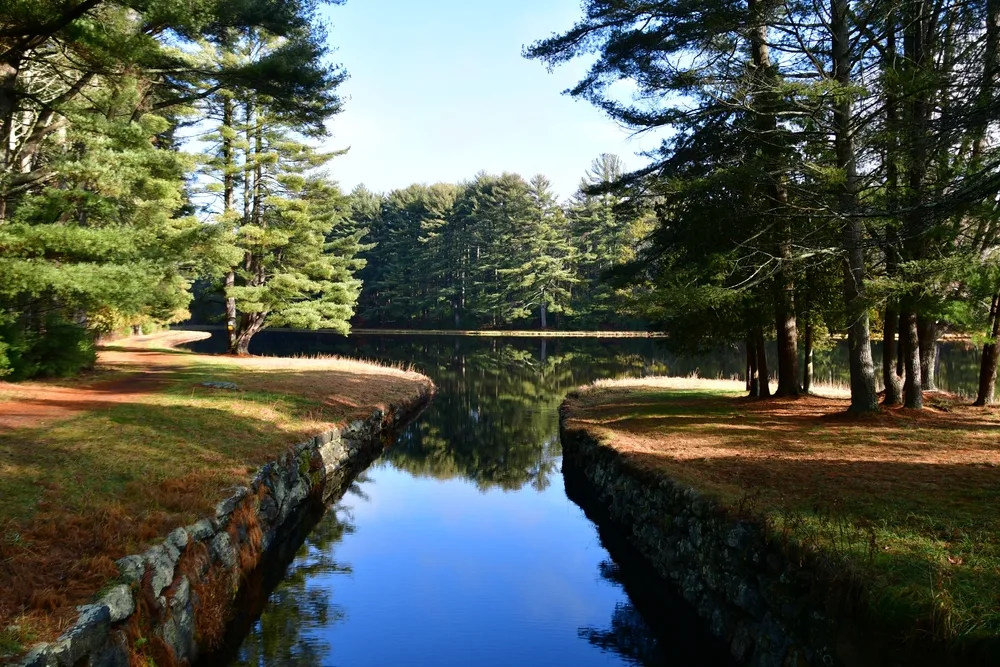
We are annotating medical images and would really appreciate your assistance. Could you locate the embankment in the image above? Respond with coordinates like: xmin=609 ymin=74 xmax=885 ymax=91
xmin=20 ymin=392 xmax=430 ymax=667
xmin=560 ymin=384 xmax=997 ymax=667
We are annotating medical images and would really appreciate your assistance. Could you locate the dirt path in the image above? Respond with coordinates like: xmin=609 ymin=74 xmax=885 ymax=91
xmin=0 ymin=331 xmax=211 ymax=431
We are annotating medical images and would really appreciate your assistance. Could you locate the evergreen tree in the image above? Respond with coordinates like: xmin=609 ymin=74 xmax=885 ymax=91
xmin=226 ymin=42 xmax=357 ymax=353
xmin=0 ymin=0 xmax=348 ymax=376
xmin=500 ymin=175 xmax=577 ymax=328
xmin=566 ymin=154 xmax=651 ymax=328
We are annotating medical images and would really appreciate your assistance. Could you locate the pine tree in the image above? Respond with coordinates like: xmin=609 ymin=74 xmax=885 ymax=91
xmin=226 ymin=53 xmax=355 ymax=354
xmin=565 ymin=154 xmax=649 ymax=328
xmin=500 ymin=175 xmax=577 ymax=328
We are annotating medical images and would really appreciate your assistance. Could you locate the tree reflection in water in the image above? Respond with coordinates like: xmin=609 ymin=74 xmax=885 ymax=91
xmin=227 ymin=332 xmax=750 ymax=491
xmin=577 ymin=560 xmax=663 ymax=665
xmin=232 ymin=479 xmax=369 ymax=667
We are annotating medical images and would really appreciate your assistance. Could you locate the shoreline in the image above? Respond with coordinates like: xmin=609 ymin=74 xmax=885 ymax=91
xmin=172 ymin=325 xmax=668 ymax=338
xmin=171 ymin=324 xmax=978 ymax=342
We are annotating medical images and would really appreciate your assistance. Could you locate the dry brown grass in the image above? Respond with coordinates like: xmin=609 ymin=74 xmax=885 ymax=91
xmin=564 ymin=377 xmax=1000 ymax=641
xmin=0 ymin=332 xmax=432 ymax=659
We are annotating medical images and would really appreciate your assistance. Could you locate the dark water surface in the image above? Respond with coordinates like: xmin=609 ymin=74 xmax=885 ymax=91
xmin=183 ymin=332 xmax=978 ymax=667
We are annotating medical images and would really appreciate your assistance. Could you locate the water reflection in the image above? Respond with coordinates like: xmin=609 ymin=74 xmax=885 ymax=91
xmin=194 ymin=332 xmax=746 ymax=491
xmin=577 ymin=561 xmax=663 ymax=665
xmin=229 ymin=479 xmax=376 ymax=666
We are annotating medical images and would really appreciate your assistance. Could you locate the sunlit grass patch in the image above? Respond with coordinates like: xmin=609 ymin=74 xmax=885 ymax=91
xmin=563 ymin=378 xmax=1000 ymax=643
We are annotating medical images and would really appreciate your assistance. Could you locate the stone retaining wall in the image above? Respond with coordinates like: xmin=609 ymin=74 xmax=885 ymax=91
xmin=559 ymin=415 xmax=989 ymax=667
xmin=20 ymin=391 xmax=431 ymax=667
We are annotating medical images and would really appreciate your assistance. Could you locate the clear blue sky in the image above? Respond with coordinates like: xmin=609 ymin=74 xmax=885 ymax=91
xmin=318 ymin=0 xmax=660 ymax=199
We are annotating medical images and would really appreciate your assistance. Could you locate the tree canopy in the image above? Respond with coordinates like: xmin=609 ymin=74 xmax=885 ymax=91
xmin=527 ymin=0 xmax=1000 ymax=410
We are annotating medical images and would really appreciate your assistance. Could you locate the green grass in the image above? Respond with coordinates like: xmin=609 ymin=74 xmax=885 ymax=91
xmin=565 ymin=383 xmax=1000 ymax=644
xmin=0 ymin=625 xmax=28 ymax=658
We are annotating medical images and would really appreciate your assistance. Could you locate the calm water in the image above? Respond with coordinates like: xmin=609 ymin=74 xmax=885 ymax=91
xmin=184 ymin=332 xmax=979 ymax=666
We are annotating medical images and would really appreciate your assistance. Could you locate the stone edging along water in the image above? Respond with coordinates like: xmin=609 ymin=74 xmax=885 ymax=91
xmin=19 ymin=388 xmax=433 ymax=667
xmin=558 ymin=406 xmax=993 ymax=667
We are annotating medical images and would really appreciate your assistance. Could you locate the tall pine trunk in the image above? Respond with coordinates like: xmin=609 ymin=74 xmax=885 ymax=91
xmin=832 ymin=0 xmax=878 ymax=412
xmin=917 ymin=315 xmax=937 ymax=391
xmin=222 ymin=97 xmax=238 ymax=352
xmin=755 ymin=326 xmax=771 ymax=398
xmin=975 ymin=291 xmax=1000 ymax=406
xmin=747 ymin=336 xmax=760 ymax=396
xmin=0 ymin=56 xmax=21 ymax=221
xmin=972 ymin=1 xmax=1000 ymax=400
xmin=230 ymin=96 xmax=268 ymax=355
xmin=882 ymin=305 xmax=902 ymax=405
xmin=883 ymin=9 xmax=903 ymax=407
xmin=803 ymin=320 xmax=813 ymax=394
xmin=748 ymin=0 xmax=798 ymax=397
xmin=902 ymin=309 xmax=923 ymax=409
xmin=900 ymin=0 xmax=931 ymax=410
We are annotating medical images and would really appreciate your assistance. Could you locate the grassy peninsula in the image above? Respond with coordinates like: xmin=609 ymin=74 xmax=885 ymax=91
xmin=0 ymin=332 xmax=432 ymax=658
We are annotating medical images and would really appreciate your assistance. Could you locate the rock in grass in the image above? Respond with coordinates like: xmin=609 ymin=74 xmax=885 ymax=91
xmin=200 ymin=381 xmax=238 ymax=390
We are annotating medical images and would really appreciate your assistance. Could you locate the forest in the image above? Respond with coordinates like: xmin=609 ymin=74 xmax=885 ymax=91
xmin=344 ymin=155 xmax=652 ymax=331
xmin=4 ymin=0 xmax=1000 ymax=415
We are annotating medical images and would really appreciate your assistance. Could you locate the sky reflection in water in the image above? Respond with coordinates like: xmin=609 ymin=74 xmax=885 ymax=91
xmin=239 ymin=464 xmax=648 ymax=666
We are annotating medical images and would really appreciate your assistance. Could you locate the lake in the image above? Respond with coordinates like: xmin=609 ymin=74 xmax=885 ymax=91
xmin=183 ymin=331 xmax=980 ymax=666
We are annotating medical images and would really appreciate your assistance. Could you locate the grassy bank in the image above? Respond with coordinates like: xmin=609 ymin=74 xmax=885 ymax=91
xmin=0 ymin=332 xmax=432 ymax=658
xmin=563 ymin=378 xmax=1000 ymax=646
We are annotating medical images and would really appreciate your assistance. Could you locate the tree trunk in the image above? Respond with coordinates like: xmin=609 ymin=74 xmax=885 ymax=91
xmin=901 ymin=0 xmax=930 ymax=411
xmin=231 ymin=313 xmax=266 ymax=356
xmin=222 ymin=97 xmax=237 ymax=352
xmin=917 ymin=315 xmax=938 ymax=391
xmin=748 ymin=0 xmax=797 ymax=397
xmin=975 ymin=291 xmax=1000 ymax=406
xmin=225 ymin=270 xmax=237 ymax=350
xmin=902 ymin=310 xmax=923 ymax=409
xmin=882 ymin=305 xmax=903 ymax=405
xmin=830 ymin=0 xmax=878 ymax=413
xmin=0 ymin=56 xmax=22 ymax=221
xmin=540 ymin=294 xmax=547 ymax=329
xmin=882 ymin=8 xmax=903 ymax=408
xmin=747 ymin=336 xmax=760 ymax=397
xmin=755 ymin=326 xmax=771 ymax=398
xmin=774 ymin=306 xmax=799 ymax=397
xmin=803 ymin=320 xmax=813 ymax=394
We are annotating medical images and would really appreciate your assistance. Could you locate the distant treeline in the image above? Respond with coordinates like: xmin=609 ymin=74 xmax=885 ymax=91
xmin=345 ymin=154 xmax=653 ymax=331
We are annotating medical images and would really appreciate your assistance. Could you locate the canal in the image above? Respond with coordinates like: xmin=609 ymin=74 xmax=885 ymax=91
xmin=185 ymin=332 xmax=980 ymax=666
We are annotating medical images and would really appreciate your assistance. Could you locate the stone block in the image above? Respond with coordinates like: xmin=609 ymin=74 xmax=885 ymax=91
xmin=186 ymin=519 xmax=215 ymax=542
xmin=99 ymin=585 xmax=135 ymax=623
xmin=211 ymin=532 xmax=237 ymax=569
xmin=215 ymin=486 xmax=251 ymax=519
xmin=114 ymin=555 xmax=144 ymax=585
xmin=167 ymin=527 xmax=189 ymax=552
